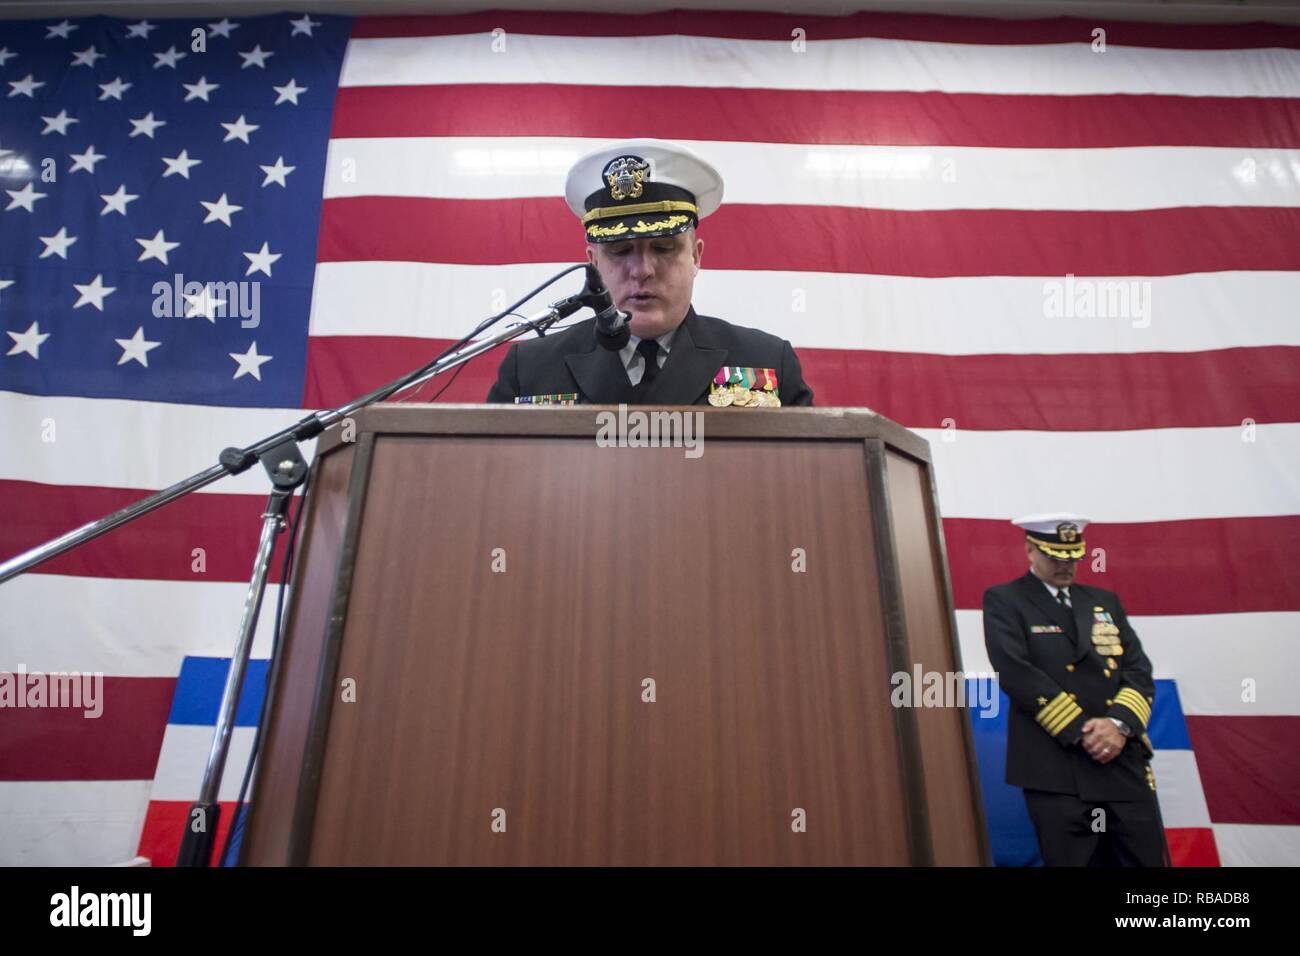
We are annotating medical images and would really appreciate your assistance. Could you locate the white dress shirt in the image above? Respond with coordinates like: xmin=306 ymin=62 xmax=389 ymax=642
xmin=619 ymin=326 xmax=678 ymax=386
xmin=1037 ymin=576 xmax=1072 ymax=608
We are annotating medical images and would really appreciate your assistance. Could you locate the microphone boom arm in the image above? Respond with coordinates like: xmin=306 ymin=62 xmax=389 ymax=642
xmin=0 ymin=299 xmax=576 ymax=583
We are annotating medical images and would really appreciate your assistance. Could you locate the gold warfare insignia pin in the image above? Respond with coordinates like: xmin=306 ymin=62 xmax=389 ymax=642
xmin=603 ymin=155 xmax=650 ymax=201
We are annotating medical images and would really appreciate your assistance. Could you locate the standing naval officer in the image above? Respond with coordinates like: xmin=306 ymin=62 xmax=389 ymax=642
xmin=983 ymin=514 xmax=1170 ymax=866
xmin=485 ymin=139 xmax=814 ymax=407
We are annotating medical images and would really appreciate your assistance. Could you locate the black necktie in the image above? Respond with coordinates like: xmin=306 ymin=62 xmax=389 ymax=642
xmin=1056 ymin=588 xmax=1071 ymax=609
xmin=633 ymin=339 xmax=660 ymax=398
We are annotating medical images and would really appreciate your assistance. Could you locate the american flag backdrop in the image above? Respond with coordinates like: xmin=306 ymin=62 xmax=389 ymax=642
xmin=1 ymin=9 xmax=1298 ymax=866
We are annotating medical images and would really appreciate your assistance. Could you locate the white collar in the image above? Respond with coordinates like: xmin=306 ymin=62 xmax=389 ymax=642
xmin=619 ymin=325 xmax=679 ymax=369
xmin=1030 ymin=569 xmax=1070 ymax=600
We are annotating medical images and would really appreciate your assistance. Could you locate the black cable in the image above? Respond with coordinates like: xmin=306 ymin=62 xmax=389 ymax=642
xmin=397 ymin=310 xmax=541 ymax=404
xmin=424 ymin=359 xmax=468 ymax=402
xmin=219 ymin=463 xmax=314 ymax=866
xmin=381 ymin=267 xmax=588 ymax=406
xmin=451 ymin=272 xmax=586 ymax=353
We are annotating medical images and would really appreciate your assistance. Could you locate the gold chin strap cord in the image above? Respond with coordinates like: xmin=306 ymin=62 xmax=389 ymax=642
xmin=582 ymin=200 xmax=698 ymax=223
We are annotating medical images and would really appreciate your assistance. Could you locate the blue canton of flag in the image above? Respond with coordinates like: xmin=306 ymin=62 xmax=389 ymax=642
xmin=0 ymin=13 xmax=349 ymax=408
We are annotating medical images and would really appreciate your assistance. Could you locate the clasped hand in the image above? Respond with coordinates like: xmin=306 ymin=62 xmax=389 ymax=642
xmin=1081 ymin=718 xmax=1126 ymax=764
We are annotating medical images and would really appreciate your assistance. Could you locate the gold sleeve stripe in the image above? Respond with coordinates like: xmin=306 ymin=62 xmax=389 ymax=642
xmin=1040 ymin=705 xmax=1075 ymax=732
xmin=1045 ymin=702 xmax=1084 ymax=736
xmin=1128 ymin=695 xmax=1151 ymax=725
xmin=1116 ymin=687 xmax=1151 ymax=723
xmin=1036 ymin=693 xmax=1083 ymax=736
xmin=1115 ymin=688 xmax=1151 ymax=726
xmin=1036 ymin=693 xmax=1073 ymax=724
xmin=1115 ymin=687 xmax=1139 ymax=712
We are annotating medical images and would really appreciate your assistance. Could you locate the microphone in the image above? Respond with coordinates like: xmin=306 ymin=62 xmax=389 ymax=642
xmin=583 ymin=265 xmax=632 ymax=351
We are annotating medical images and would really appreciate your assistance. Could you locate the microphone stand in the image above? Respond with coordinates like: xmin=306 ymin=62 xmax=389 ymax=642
xmin=0 ymin=294 xmax=583 ymax=866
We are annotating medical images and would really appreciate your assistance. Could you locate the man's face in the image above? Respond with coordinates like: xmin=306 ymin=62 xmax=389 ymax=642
xmin=585 ymin=228 xmax=703 ymax=340
xmin=1027 ymin=540 xmax=1079 ymax=588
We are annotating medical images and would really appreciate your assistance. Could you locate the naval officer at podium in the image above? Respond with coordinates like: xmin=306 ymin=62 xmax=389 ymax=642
xmin=486 ymin=139 xmax=814 ymax=408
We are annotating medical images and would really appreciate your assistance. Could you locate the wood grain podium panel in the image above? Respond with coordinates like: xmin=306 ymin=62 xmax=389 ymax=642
xmin=306 ymin=434 xmax=908 ymax=865
xmin=886 ymin=451 xmax=988 ymax=866
xmin=239 ymin=407 xmax=988 ymax=866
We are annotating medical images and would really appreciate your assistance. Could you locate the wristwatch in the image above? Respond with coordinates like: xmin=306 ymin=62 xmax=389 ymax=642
xmin=1109 ymin=717 xmax=1132 ymax=737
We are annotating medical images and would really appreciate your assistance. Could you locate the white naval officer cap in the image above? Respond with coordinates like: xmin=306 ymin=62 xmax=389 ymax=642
xmin=1012 ymin=513 xmax=1091 ymax=560
xmin=564 ymin=139 xmax=724 ymax=244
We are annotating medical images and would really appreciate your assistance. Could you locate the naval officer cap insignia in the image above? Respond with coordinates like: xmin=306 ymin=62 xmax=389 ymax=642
xmin=1012 ymin=513 xmax=1090 ymax=560
xmin=565 ymin=139 xmax=724 ymax=243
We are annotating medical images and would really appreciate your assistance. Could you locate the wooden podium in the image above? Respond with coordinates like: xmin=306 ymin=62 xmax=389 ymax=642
xmin=240 ymin=405 xmax=989 ymax=865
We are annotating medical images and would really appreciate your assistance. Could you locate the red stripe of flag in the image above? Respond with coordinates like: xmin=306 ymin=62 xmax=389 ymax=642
xmin=302 ymin=335 xmax=499 ymax=414
xmin=946 ymin=516 xmax=1300 ymax=616
xmin=350 ymin=11 xmax=1300 ymax=49
xmin=317 ymin=197 xmax=1300 ymax=277
xmin=1186 ymin=716 xmax=1300 ymax=826
xmin=332 ymin=85 xmax=1300 ymax=150
xmin=801 ymin=347 xmax=1300 ymax=431
xmin=1166 ymin=827 xmax=1222 ymax=866
xmin=0 ymin=481 xmax=288 ymax=584
xmin=0 ymin=676 xmax=175 ymax=781
xmin=303 ymin=336 xmax=1300 ymax=432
